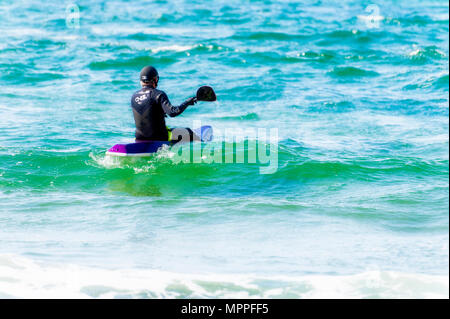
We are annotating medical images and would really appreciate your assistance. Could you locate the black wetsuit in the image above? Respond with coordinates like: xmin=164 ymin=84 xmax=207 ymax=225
xmin=131 ymin=86 xmax=192 ymax=141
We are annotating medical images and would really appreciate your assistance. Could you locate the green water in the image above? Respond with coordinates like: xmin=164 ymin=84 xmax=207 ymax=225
xmin=0 ymin=0 xmax=448 ymax=298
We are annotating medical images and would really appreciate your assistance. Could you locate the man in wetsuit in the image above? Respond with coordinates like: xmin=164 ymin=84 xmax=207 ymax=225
xmin=131 ymin=66 xmax=198 ymax=143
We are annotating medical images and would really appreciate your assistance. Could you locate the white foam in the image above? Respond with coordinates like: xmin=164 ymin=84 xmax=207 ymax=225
xmin=90 ymin=26 xmax=234 ymax=39
xmin=431 ymin=13 xmax=450 ymax=21
xmin=409 ymin=134 xmax=449 ymax=145
xmin=0 ymin=27 xmax=45 ymax=37
xmin=42 ymin=148 xmax=84 ymax=153
xmin=89 ymin=152 xmax=124 ymax=169
xmin=91 ymin=26 xmax=194 ymax=37
xmin=0 ymin=254 xmax=447 ymax=299
xmin=149 ymin=45 xmax=195 ymax=53
xmin=408 ymin=47 xmax=446 ymax=58
xmin=89 ymin=151 xmax=161 ymax=173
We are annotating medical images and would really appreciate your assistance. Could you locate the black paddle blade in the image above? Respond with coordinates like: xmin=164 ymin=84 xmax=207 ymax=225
xmin=196 ymin=86 xmax=216 ymax=102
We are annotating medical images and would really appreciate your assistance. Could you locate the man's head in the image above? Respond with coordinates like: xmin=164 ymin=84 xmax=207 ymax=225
xmin=140 ymin=66 xmax=159 ymax=88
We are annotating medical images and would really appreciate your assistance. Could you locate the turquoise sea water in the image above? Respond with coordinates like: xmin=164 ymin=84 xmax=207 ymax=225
xmin=0 ymin=0 xmax=448 ymax=298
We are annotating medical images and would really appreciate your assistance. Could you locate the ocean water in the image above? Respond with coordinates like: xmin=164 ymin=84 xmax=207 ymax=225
xmin=0 ymin=0 xmax=448 ymax=298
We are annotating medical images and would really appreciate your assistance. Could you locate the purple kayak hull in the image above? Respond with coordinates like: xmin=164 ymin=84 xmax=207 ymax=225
xmin=106 ymin=126 xmax=213 ymax=157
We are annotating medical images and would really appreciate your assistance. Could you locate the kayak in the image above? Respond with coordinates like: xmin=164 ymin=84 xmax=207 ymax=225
xmin=106 ymin=125 xmax=213 ymax=157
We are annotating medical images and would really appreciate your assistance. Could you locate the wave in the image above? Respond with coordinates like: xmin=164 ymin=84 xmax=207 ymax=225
xmin=303 ymin=101 xmax=356 ymax=113
xmin=288 ymin=50 xmax=337 ymax=63
xmin=403 ymin=73 xmax=449 ymax=91
xmin=1 ymin=141 xmax=447 ymax=194
xmin=433 ymin=74 xmax=449 ymax=90
xmin=0 ymin=64 xmax=65 ymax=84
xmin=88 ymin=43 xmax=231 ymax=70
xmin=150 ymin=45 xmax=195 ymax=54
xmin=214 ymin=112 xmax=260 ymax=121
xmin=0 ymin=254 xmax=447 ymax=298
xmin=88 ymin=55 xmax=177 ymax=70
xmin=407 ymin=46 xmax=447 ymax=64
xmin=230 ymin=31 xmax=308 ymax=42
xmin=315 ymin=29 xmax=395 ymax=47
xmin=327 ymin=66 xmax=379 ymax=78
xmin=397 ymin=15 xmax=449 ymax=26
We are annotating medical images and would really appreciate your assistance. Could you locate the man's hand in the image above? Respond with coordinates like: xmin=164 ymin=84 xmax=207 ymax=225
xmin=184 ymin=97 xmax=197 ymax=106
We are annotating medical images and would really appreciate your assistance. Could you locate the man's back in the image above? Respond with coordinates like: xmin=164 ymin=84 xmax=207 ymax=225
xmin=131 ymin=65 xmax=196 ymax=141
xmin=131 ymin=87 xmax=168 ymax=141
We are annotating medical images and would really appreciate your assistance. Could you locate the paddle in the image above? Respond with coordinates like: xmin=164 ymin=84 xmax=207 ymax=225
xmin=195 ymin=86 xmax=216 ymax=102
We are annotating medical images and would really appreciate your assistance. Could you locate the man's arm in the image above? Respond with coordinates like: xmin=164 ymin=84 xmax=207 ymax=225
xmin=159 ymin=92 xmax=196 ymax=117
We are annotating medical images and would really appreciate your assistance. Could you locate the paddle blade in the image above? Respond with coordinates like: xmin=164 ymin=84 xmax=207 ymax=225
xmin=196 ymin=86 xmax=216 ymax=102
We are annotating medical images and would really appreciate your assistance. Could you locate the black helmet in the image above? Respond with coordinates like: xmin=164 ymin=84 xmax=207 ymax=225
xmin=140 ymin=66 xmax=159 ymax=83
